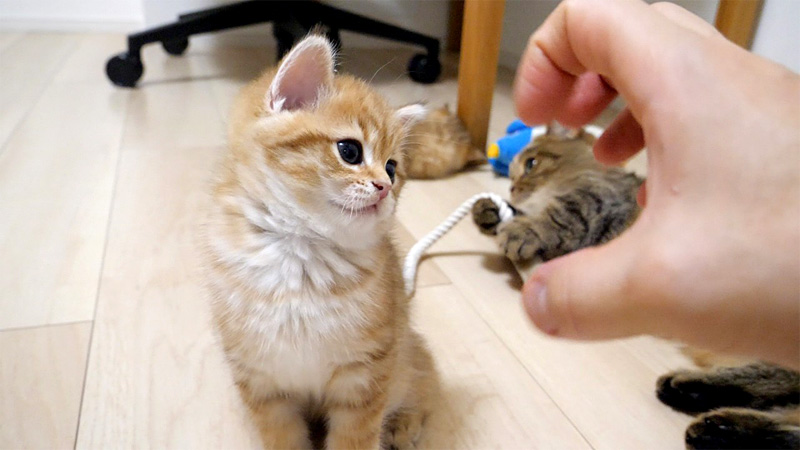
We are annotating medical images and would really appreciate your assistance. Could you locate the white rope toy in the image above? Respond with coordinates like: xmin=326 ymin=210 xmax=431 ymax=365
xmin=403 ymin=192 xmax=514 ymax=296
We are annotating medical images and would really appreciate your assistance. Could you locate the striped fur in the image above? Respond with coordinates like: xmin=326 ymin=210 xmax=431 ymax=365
xmin=658 ymin=350 xmax=800 ymax=449
xmin=472 ymin=128 xmax=642 ymax=264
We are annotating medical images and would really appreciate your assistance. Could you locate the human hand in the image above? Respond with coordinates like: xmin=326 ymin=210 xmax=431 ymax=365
xmin=514 ymin=0 xmax=800 ymax=368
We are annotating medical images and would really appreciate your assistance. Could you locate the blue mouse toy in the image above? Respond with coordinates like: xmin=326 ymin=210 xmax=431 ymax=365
xmin=487 ymin=120 xmax=603 ymax=176
xmin=487 ymin=120 xmax=548 ymax=177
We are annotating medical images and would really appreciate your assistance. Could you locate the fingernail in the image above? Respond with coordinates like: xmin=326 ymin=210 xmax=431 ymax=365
xmin=523 ymin=279 xmax=559 ymax=336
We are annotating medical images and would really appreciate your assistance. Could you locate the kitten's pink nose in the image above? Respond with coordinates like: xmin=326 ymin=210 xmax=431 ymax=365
xmin=372 ymin=181 xmax=391 ymax=200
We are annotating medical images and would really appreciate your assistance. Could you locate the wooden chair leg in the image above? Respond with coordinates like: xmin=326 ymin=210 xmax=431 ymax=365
xmin=456 ymin=0 xmax=506 ymax=151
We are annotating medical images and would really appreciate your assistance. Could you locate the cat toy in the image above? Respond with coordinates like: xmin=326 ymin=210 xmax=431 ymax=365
xmin=488 ymin=120 xmax=603 ymax=176
xmin=403 ymin=192 xmax=514 ymax=296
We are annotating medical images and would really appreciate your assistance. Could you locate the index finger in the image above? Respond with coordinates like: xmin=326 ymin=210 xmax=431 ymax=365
xmin=513 ymin=0 xmax=686 ymax=127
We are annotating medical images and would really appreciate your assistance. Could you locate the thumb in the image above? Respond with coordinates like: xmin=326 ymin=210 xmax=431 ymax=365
xmin=522 ymin=231 xmax=654 ymax=340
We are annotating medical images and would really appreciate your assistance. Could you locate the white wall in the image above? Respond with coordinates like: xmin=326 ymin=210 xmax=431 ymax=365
xmin=498 ymin=0 xmax=558 ymax=69
xmin=498 ymin=0 xmax=798 ymax=75
xmin=751 ymin=0 xmax=799 ymax=73
xmin=498 ymin=0 xmax=720 ymax=69
xmin=0 ymin=0 xmax=143 ymax=31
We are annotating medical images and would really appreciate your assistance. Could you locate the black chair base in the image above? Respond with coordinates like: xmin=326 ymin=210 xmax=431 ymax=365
xmin=106 ymin=0 xmax=441 ymax=88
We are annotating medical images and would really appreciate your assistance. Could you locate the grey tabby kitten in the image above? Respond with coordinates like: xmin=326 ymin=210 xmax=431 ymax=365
xmin=657 ymin=350 xmax=799 ymax=449
xmin=472 ymin=124 xmax=800 ymax=449
xmin=471 ymin=124 xmax=641 ymax=265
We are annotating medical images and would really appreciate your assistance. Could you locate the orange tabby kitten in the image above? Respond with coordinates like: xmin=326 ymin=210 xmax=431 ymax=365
xmin=404 ymin=105 xmax=485 ymax=179
xmin=203 ymin=35 xmax=438 ymax=449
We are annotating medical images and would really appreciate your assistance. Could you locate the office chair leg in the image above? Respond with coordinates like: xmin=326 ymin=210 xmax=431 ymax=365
xmin=106 ymin=0 xmax=280 ymax=87
xmin=105 ymin=0 xmax=441 ymax=87
xmin=162 ymin=37 xmax=189 ymax=56
xmin=306 ymin=2 xmax=441 ymax=83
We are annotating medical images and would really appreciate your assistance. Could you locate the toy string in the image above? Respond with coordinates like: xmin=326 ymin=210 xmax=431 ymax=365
xmin=403 ymin=192 xmax=514 ymax=296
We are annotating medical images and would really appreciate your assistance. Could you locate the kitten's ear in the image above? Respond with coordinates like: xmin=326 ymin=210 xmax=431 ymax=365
xmin=266 ymin=35 xmax=335 ymax=113
xmin=396 ymin=103 xmax=427 ymax=128
xmin=546 ymin=121 xmax=581 ymax=140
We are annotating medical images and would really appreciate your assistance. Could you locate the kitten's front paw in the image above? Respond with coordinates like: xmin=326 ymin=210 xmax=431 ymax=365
xmin=497 ymin=221 xmax=540 ymax=262
xmin=472 ymin=198 xmax=502 ymax=235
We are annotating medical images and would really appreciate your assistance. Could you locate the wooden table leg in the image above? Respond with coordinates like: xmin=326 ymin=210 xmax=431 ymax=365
xmin=714 ymin=0 xmax=764 ymax=49
xmin=456 ymin=0 xmax=506 ymax=151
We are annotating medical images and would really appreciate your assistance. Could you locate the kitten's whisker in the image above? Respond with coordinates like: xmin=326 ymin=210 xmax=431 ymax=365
xmin=341 ymin=195 xmax=354 ymax=220
xmin=348 ymin=196 xmax=357 ymax=220
xmin=390 ymin=71 xmax=409 ymax=84
xmin=368 ymin=57 xmax=398 ymax=84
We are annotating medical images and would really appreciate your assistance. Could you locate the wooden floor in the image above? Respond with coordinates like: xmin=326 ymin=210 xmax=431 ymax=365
xmin=0 ymin=32 xmax=693 ymax=449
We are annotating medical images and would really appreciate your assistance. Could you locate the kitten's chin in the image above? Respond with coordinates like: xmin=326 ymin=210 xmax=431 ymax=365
xmin=337 ymin=203 xmax=379 ymax=216
xmin=329 ymin=198 xmax=394 ymax=221
xmin=324 ymin=199 xmax=394 ymax=246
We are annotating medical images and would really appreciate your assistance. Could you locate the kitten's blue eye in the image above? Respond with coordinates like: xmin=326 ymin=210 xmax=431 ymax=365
xmin=337 ymin=139 xmax=363 ymax=165
xmin=385 ymin=159 xmax=397 ymax=183
xmin=525 ymin=157 xmax=537 ymax=173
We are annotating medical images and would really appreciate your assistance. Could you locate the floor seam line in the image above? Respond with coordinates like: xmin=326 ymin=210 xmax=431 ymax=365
xmin=72 ymin=78 xmax=132 ymax=450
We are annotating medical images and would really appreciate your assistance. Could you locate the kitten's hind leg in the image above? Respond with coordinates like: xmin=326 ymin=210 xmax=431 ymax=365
xmin=657 ymin=363 xmax=800 ymax=414
xmin=383 ymin=333 xmax=439 ymax=450
xmin=325 ymin=364 xmax=388 ymax=449
xmin=237 ymin=381 xmax=312 ymax=449
xmin=685 ymin=407 xmax=800 ymax=450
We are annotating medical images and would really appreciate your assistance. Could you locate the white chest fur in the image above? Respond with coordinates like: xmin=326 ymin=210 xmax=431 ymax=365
xmin=516 ymin=184 xmax=557 ymax=217
xmin=213 ymin=229 xmax=378 ymax=396
xmin=209 ymin=197 xmax=384 ymax=397
xmin=222 ymin=288 xmax=374 ymax=397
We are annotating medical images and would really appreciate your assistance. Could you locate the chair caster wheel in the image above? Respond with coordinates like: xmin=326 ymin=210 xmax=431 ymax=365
xmin=106 ymin=52 xmax=143 ymax=88
xmin=163 ymin=37 xmax=189 ymax=56
xmin=408 ymin=53 xmax=441 ymax=84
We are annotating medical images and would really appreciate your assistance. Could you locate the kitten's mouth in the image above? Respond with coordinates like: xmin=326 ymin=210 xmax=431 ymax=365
xmin=332 ymin=200 xmax=381 ymax=216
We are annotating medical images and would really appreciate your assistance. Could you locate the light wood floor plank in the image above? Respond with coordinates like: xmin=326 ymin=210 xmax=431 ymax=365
xmin=0 ymin=32 xmax=24 ymax=54
xmin=0 ymin=33 xmax=82 ymax=149
xmin=414 ymin=284 xmax=590 ymax=449
xmin=393 ymin=222 xmax=451 ymax=289
xmin=396 ymin=173 xmax=693 ymax=449
xmin=0 ymin=81 xmax=129 ymax=330
xmin=76 ymin=145 xmax=261 ymax=449
xmin=52 ymin=33 xmax=132 ymax=86
xmin=121 ymin=82 xmax=226 ymax=151
xmin=0 ymin=322 xmax=91 ymax=449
